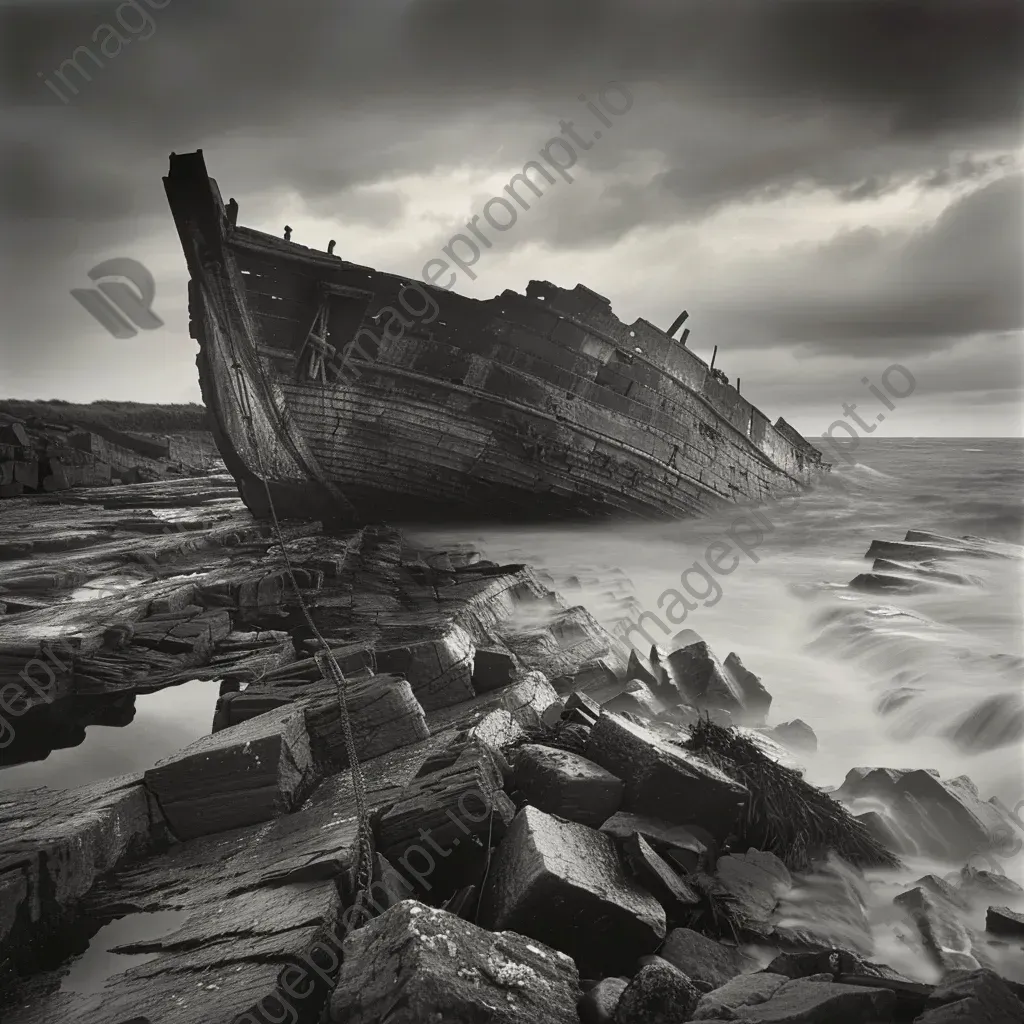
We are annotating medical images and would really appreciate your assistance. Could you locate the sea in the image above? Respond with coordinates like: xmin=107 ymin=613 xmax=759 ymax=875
xmin=4 ymin=436 xmax=1022 ymax=985
xmin=412 ymin=436 xmax=1024 ymax=981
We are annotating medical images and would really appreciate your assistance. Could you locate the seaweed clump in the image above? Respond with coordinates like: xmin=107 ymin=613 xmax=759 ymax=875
xmin=685 ymin=718 xmax=901 ymax=872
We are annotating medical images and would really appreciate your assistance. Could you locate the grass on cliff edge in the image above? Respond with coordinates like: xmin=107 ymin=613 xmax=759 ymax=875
xmin=0 ymin=400 xmax=210 ymax=434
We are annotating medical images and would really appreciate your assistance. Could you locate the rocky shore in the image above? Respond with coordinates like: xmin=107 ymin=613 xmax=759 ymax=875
xmin=0 ymin=407 xmax=220 ymax=498
xmin=1 ymin=481 xmax=1022 ymax=1023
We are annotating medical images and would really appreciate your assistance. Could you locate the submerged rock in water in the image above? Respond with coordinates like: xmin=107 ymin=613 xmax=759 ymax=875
xmin=656 ymin=641 xmax=772 ymax=727
xmin=893 ymin=885 xmax=984 ymax=973
xmin=947 ymin=691 xmax=1024 ymax=752
xmin=715 ymin=849 xmax=792 ymax=937
xmin=763 ymin=718 xmax=818 ymax=755
xmin=834 ymin=766 xmax=1019 ymax=863
xmin=986 ymin=906 xmax=1024 ymax=938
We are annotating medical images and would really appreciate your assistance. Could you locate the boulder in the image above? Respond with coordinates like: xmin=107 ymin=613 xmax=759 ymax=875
xmin=914 ymin=873 xmax=969 ymax=909
xmin=564 ymin=690 xmax=602 ymax=720
xmin=586 ymin=711 xmax=748 ymax=840
xmin=693 ymin=972 xmax=789 ymax=1020
xmin=552 ymin=656 xmax=621 ymax=702
xmin=765 ymin=719 xmax=818 ymax=755
xmin=959 ymin=867 xmax=1024 ymax=900
xmin=330 ymin=901 xmax=580 ymax=1024
xmin=472 ymin=646 xmax=517 ymax=692
xmin=602 ymin=680 xmax=663 ymax=720
xmin=578 ymin=977 xmax=628 ymax=1024
xmin=986 ymin=906 xmax=1024 ymax=937
xmin=764 ymin=949 xmax=910 ymax=982
xmin=715 ymin=849 xmax=792 ymax=936
xmin=143 ymin=702 xmax=317 ymax=841
xmin=514 ymin=744 xmax=624 ymax=826
xmin=914 ymin=968 xmax=1024 ymax=1024
xmin=716 ymin=976 xmax=896 ymax=1022
xmin=626 ymin=648 xmax=660 ymax=690
xmin=614 ymin=960 xmax=699 ymax=1023
xmin=480 ymin=805 xmax=666 ymax=975
xmin=622 ymin=832 xmax=700 ymax=918
xmin=893 ymin=886 xmax=982 ymax=973
xmin=600 ymin=811 xmax=709 ymax=867
xmin=854 ymin=809 xmax=913 ymax=856
xmin=377 ymin=739 xmax=515 ymax=892
xmin=659 ymin=927 xmax=758 ymax=990
xmin=660 ymin=642 xmax=772 ymax=726
xmin=375 ymin=621 xmax=476 ymax=710
xmin=550 ymin=721 xmax=592 ymax=754
xmin=834 ymin=767 xmax=1015 ymax=861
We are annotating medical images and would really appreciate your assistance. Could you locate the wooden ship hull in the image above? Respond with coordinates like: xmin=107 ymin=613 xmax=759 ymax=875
xmin=164 ymin=150 xmax=827 ymax=524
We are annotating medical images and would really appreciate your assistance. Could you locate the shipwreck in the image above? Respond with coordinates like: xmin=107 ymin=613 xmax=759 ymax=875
xmin=165 ymin=150 xmax=827 ymax=523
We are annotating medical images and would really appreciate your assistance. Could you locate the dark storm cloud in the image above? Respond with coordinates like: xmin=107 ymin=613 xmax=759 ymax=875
xmin=3 ymin=0 xmax=1022 ymax=226
xmin=700 ymin=172 xmax=1024 ymax=355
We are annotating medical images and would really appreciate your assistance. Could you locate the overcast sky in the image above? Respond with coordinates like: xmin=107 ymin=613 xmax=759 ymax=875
xmin=1 ymin=0 xmax=1021 ymax=436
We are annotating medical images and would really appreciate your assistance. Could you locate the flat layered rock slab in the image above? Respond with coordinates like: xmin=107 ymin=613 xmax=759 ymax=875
xmin=375 ymin=619 xmax=476 ymax=710
xmin=585 ymin=711 xmax=748 ymax=840
xmin=514 ymin=743 xmax=624 ymax=826
xmin=377 ymin=740 xmax=515 ymax=870
xmin=599 ymin=810 xmax=709 ymax=864
xmin=480 ymin=805 xmax=665 ymax=976
xmin=722 ymin=976 xmax=896 ymax=1022
xmin=622 ymin=832 xmax=700 ymax=919
xmin=693 ymin=972 xmax=789 ymax=1020
xmin=301 ymin=672 xmax=430 ymax=769
xmin=499 ymin=605 xmax=622 ymax=682
xmin=914 ymin=967 xmax=1024 ymax=1024
xmin=330 ymin=901 xmax=580 ymax=1024
xmin=143 ymin=701 xmax=316 ymax=841
xmin=659 ymin=927 xmax=758 ymax=990
xmin=0 ymin=773 xmax=155 ymax=969
xmin=427 ymin=671 xmax=562 ymax=747
xmin=5 ymin=789 xmax=361 ymax=1024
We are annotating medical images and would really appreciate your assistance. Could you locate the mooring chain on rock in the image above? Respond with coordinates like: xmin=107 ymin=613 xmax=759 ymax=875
xmin=231 ymin=363 xmax=375 ymax=915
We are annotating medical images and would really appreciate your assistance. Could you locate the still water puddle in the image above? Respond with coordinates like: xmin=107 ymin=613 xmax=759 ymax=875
xmin=60 ymin=910 xmax=188 ymax=994
xmin=0 ymin=678 xmax=220 ymax=791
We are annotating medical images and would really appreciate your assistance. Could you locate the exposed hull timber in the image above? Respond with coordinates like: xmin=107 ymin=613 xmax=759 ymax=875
xmin=165 ymin=150 xmax=828 ymax=524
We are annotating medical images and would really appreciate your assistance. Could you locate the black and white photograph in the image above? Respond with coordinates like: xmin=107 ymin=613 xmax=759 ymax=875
xmin=1 ymin=1 xmax=1023 ymax=1021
